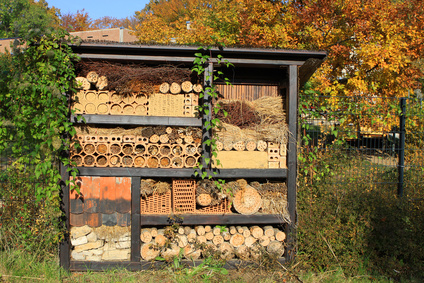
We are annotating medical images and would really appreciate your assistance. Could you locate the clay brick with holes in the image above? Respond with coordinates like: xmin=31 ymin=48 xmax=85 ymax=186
xmin=172 ymin=179 xmax=196 ymax=213
xmin=140 ymin=191 xmax=172 ymax=214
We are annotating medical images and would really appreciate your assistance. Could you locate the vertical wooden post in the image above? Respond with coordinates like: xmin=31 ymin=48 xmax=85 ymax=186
xmin=131 ymin=176 xmax=141 ymax=262
xmin=59 ymin=163 xmax=70 ymax=270
xmin=201 ymin=61 xmax=213 ymax=170
xmin=286 ymin=65 xmax=298 ymax=262
xmin=398 ymin=98 xmax=406 ymax=197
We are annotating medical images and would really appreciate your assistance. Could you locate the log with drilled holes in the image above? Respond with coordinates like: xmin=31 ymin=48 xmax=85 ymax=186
xmin=159 ymin=82 xmax=170 ymax=93
xmin=170 ymin=82 xmax=181 ymax=94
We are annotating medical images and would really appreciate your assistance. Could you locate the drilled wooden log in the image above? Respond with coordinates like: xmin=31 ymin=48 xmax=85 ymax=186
xmin=205 ymin=232 xmax=214 ymax=241
xmin=166 ymin=127 xmax=173 ymax=134
xmin=193 ymin=84 xmax=203 ymax=93
xmin=184 ymin=226 xmax=192 ymax=235
xmin=181 ymin=81 xmax=193 ymax=93
xmin=222 ymin=231 xmax=231 ymax=241
xmin=140 ymin=243 xmax=160 ymax=261
xmin=159 ymin=82 xmax=170 ymax=93
xmin=242 ymin=227 xmax=251 ymax=238
xmin=96 ymin=76 xmax=108 ymax=90
xmin=236 ymin=226 xmax=244 ymax=234
xmin=155 ymin=234 xmax=167 ymax=247
xmin=150 ymin=228 xmax=158 ymax=238
xmin=149 ymin=134 xmax=160 ymax=143
xmin=197 ymin=194 xmax=212 ymax=206
xmin=257 ymin=140 xmax=267 ymax=152
xmin=170 ymin=82 xmax=181 ymax=94
xmin=216 ymin=141 xmax=224 ymax=151
xmin=223 ymin=141 xmax=233 ymax=151
xmin=202 ymin=242 xmax=217 ymax=258
xmin=213 ymin=235 xmax=224 ymax=246
xmin=230 ymin=234 xmax=245 ymax=248
xmin=178 ymin=227 xmax=185 ymax=235
xmin=159 ymin=134 xmax=169 ymax=144
xmin=197 ymin=235 xmax=207 ymax=244
xmin=75 ymin=77 xmax=90 ymax=90
xmin=184 ymin=135 xmax=193 ymax=144
xmin=245 ymin=141 xmax=257 ymax=151
xmin=86 ymin=71 xmax=99 ymax=83
xmin=187 ymin=230 xmax=197 ymax=243
xmin=204 ymin=225 xmax=212 ymax=233
xmin=233 ymin=141 xmax=246 ymax=151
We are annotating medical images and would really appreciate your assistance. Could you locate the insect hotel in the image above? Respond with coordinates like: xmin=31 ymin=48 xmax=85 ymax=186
xmin=60 ymin=43 xmax=326 ymax=270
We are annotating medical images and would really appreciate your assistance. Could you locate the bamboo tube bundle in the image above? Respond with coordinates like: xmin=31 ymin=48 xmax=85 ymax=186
xmin=170 ymin=82 xmax=181 ymax=94
xmin=83 ymin=143 xmax=96 ymax=155
xmin=86 ymin=71 xmax=99 ymax=83
xmin=159 ymin=82 xmax=170 ymax=93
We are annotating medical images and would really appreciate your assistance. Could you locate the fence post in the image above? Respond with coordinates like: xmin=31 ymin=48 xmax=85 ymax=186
xmin=398 ymin=98 xmax=406 ymax=197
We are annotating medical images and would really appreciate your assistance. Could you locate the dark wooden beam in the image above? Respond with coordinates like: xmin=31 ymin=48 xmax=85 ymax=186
xmin=76 ymin=167 xmax=287 ymax=179
xmin=140 ymin=214 xmax=286 ymax=226
xmin=298 ymin=58 xmax=324 ymax=87
xmin=59 ymin=163 xmax=70 ymax=271
xmin=286 ymin=64 xmax=298 ymax=262
xmin=131 ymin=177 xmax=141 ymax=263
xmin=71 ymin=115 xmax=202 ymax=127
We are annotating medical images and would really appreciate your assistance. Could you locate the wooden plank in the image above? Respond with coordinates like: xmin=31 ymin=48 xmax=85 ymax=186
xmin=76 ymin=167 xmax=287 ymax=179
xmin=59 ymin=163 xmax=70 ymax=271
xmin=71 ymin=115 xmax=202 ymax=127
xmin=286 ymin=64 xmax=298 ymax=263
xmin=214 ymin=151 xmax=268 ymax=169
xmin=131 ymin=177 xmax=141 ymax=263
xmin=140 ymin=214 xmax=286 ymax=226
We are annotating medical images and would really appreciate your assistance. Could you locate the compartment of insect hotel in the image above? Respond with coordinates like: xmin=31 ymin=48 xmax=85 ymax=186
xmin=212 ymin=83 xmax=288 ymax=169
xmin=72 ymin=63 xmax=201 ymax=117
xmin=70 ymin=126 xmax=202 ymax=168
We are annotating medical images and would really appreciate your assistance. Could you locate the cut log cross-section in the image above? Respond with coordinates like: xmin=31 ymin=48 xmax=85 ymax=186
xmin=170 ymin=82 xmax=181 ymax=94
xmin=196 ymin=194 xmax=212 ymax=206
xmin=86 ymin=71 xmax=99 ymax=83
xmin=181 ymin=81 xmax=193 ymax=93
xmin=159 ymin=82 xmax=170 ymax=93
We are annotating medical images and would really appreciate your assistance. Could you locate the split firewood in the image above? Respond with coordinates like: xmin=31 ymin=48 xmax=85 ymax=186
xmin=161 ymin=243 xmax=179 ymax=261
xmin=170 ymin=82 xmax=181 ymax=94
xmin=244 ymin=236 xmax=257 ymax=247
xmin=75 ymin=77 xmax=90 ymax=90
xmin=184 ymin=244 xmax=201 ymax=260
xmin=212 ymin=235 xmax=224 ymax=246
xmin=195 ymin=226 xmax=206 ymax=236
xmin=196 ymin=194 xmax=212 ymax=206
xmin=140 ymin=229 xmax=152 ymax=243
xmin=264 ymin=226 xmax=275 ymax=237
xmin=181 ymin=81 xmax=193 ymax=93
xmin=245 ymin=141 xmax=257 ymax=151
xmin=86 ymin=71 xmax=99 ymax=83
xmin=193 ymin=84 xmax=203 ymax=93
xmin=267 ymin=241 xmax=284 ymax=257
xmin=259 ymin=236 xmax=270 ymax=247
xmin=257 ymin=140 xmax=267 ymax=152
xmin=230 ymin=234 xmax=245 ymax=247
xmin=140 ymin=243 xmax=160 ymax=261
xmin=96 ymin=76 xmax=108 ymax=90
xmin=212 ymin=227 xmax=221 ymax=236
xmin=159 ymin=82 xmax=170 ymax=93
xmin=235 ymin=245 xmax=250 ymax=261
xmin=250 ymin=226 xmax=264 ymax=239
xmin=229 ymin=226 xmax=237 ymax=235
xmin=205 ymin=232 xmax=214 ymax=241
xmin=219 ymin=242 xmax=234 ymax=260
xmin=275 ymin=230 xmax=286 ymax=242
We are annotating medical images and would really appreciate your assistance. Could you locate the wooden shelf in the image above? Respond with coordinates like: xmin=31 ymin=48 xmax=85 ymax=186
xmin=71 ymin=114 xmax=202 ymax=127
xmin=76 ymin=167 xmax=287 ymax=179
xmin=140 ymin=214 xmax=287 ymax=226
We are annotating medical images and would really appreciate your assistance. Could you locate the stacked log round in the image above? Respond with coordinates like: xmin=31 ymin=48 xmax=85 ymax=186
xmin=170 ymin=82 xmax=181 ymax=94
xmin=181 ymin=81 xmax=193 ymax=93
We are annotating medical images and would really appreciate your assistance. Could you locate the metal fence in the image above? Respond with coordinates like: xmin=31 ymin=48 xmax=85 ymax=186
xmin=300 ymin=95 xmax=424 ymax=198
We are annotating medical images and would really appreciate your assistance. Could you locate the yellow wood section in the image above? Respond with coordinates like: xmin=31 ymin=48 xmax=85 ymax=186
xmin=214 ymin=151 xmax=268 ymax=169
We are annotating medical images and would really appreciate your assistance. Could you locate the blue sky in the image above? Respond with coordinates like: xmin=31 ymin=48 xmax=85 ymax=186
xmin=47 ymin=0 xmax=150 ymax=20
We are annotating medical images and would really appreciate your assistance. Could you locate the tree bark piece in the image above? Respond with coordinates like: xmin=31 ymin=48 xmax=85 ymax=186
xmin=140 ymin=243 xmax=160 ymax=261
xmin=250 ymin=226 xmax=264 ymax=239
xmin=159 ymin=82 xmax=170 ymax=93
xmin=181 ymin=81 xmax=193 ymax=93
xmin=170 ymin=82 xmax=181 ymax=94
xmin=230 ymin=234 xmax=245 ymax=247
xmin=86 ymin=71 xmax=99 ymax=83
xmin=233 ymin=185 xmax=262 ymax=215
xmin=196 ymin=194 xmax=212 ymax=206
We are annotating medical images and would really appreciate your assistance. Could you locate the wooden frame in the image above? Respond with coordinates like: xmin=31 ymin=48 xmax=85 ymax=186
xmin=60 ymin=43 xmax=326 ymax=271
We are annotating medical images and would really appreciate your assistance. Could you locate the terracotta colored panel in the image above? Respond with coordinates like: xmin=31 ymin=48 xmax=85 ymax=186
xmin=84 ymin=212 xmax=102 ymax=228
xmin=115 ymin=177 xmax=131 ymax=213
xmin=70 ymin=177 xmax=84 ymax=214
xmin=102 ymin=213 xmax=117 ymax=226
xmin=116 ymin=213 xmax=131 ymax=227
xmin=100 ymin=177 xmax=116 ymax=214
xmin=70 ymin=213 xmax=84 ymax=227
xmin=84 ymin=177 xmax=100 ymax=213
